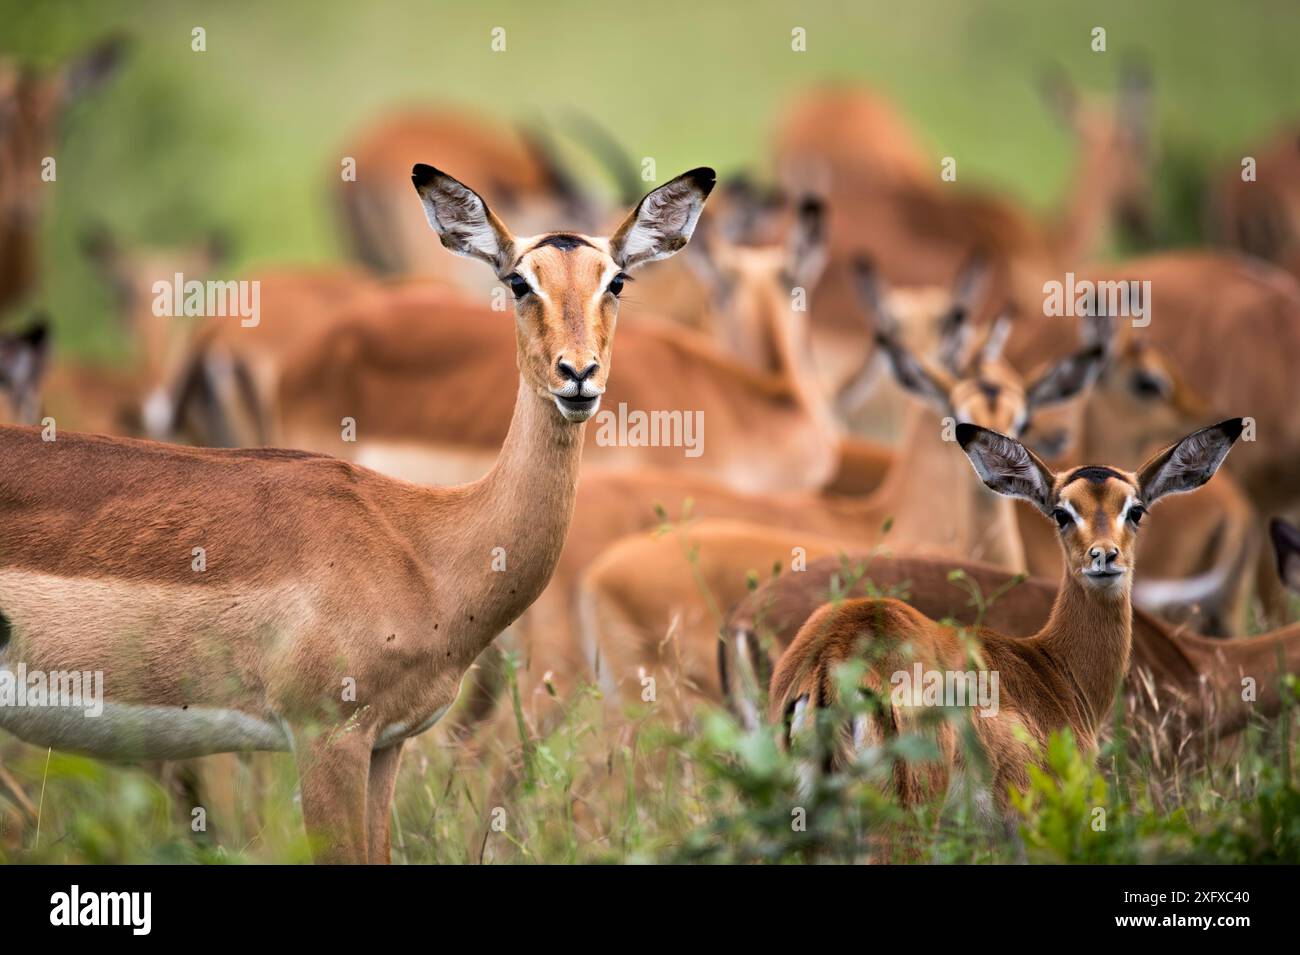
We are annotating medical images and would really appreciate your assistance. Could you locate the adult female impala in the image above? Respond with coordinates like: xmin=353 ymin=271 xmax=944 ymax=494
xmin=768 ymin=419 xmax=1243 ymax=816
xmin=0 ymin=163 xmax=715 ymax=863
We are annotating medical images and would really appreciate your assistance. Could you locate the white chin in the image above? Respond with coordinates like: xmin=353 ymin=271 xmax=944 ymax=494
xmin=1081 ymin=572 xmax=1128 ymax=593
xmin=554 ymin=395 xmax=601 ymax=422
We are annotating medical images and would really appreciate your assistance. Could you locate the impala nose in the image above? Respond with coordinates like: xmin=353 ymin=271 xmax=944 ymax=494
xmin=557 ymin=359 xmax=598 ymax=384
xmin=1088 ymin=545 xmax=1121 ymax=571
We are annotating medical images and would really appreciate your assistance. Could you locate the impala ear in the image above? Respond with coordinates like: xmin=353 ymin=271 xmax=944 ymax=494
xmin=1270 ymin=518 xmax=1300 ymax=594
xmin=850 ymin=256 xmax=889 ymax=327
xmin=1038 ymin=63 xmax=1078 ymax=125
xmin=956 ymin=424 xmax=1056 ymax=514
xmin=411 ymin=164 xmax=516 ymax=276
xmin=785 ymin=194 xmax=829 ymax=290
xmin=1136 ymin=418 xmax=1244 ymax=506
xmin=61 ymin=35 xmax=128 ymax=102
xmin=951 ymin=250 xmax=991 ymax=313
xmin=609 ymin=167 xmax=716 ymax=270
xmin=0 ymin=318 xmax=51 ymax=421
xmin=877 ymin=329 xmax=953 ymax=413
xmin=1025 ymin=344 xmax=1107 ymax=412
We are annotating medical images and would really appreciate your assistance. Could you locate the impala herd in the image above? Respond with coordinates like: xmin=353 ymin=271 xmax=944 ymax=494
xmin=1 ymin=41 xmax=1298 ymax=864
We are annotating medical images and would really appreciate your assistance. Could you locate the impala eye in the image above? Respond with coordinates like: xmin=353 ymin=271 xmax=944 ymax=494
xmin=1052 ymin=507 xmax=1074 ymax=530
xmin=1127 ymin=504 xmax=1147 ymax=527
xmin=607 ymin=273 xmax=628 ymax=297
xmin=507 ymin=274 xmax=531 ymax=299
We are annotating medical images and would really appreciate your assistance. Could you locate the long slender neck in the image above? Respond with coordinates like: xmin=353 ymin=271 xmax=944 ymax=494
xmin=1051 ymin=142 xmax=1119 ymax=264
xmin=865 ymin=407 xmax=1026 ymax=570
xmin=1177 ymin=623 xmax=1300 ymax=736
xmin=762 ymin=286 xmax=840 ymax=442
xmin=1034 ymin=572 xmax=1133 ymax=733
xmin=437 ymin=378 xmax=585 ymax=662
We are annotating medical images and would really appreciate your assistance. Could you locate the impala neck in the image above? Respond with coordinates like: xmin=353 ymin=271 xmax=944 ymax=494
xmin=1051 ymin=145 xmax=1120 ymax=264
xmin=764 ymin=287 xmax=840 ymax=444
xmin=870 ymin=407 xmax=1027 ymax=571
xmin=1035 ymin=572 xmax=1133 ymax=732
xmin=439 ymin=379 xmax=584 ymax=663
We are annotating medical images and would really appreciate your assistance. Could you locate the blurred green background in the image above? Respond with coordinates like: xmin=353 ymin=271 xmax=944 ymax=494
xmin=3 ymin=0 xmax=1297 ymax=360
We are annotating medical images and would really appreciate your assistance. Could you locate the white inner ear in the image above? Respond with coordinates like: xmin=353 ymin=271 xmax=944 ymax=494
xmin=620 ymin=187 xmax=704 ymax=266
xmin=421 ymin=182 xmax=501 ymax=261
xmin=966 ymin=434 xmax=1050 ymax=506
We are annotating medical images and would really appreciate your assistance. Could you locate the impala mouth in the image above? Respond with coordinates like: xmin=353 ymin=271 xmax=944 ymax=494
xmin=552 ymin=393 xmax=601 ymax=422
xmin=1082 ymin=567 xmax=1127 ymax=587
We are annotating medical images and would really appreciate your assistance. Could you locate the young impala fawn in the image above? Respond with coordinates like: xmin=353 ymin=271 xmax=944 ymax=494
xmin=726 ymin=546 xmax=1300 ymax=751
xmin=0 ymin=163 xmax=715 ymax=863
xmin=767 ymin=418 xmax=1243 ymax=818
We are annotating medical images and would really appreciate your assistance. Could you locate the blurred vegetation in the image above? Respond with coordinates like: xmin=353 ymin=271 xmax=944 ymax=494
xmin=4 ymin=645 xmax=1297 ymax=864
xmin=3 ymin=0 xmax=1299 ymax=358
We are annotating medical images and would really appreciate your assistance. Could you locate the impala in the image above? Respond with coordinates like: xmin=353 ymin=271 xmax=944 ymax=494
xmin=726 ymin=537 xmax=1300 ymax=752
xmin=1210 ymin=122 xmax=1300 ymax=279
xmin=792 ymin=65 xmax=1154 ymax=404
xmin=0 ymin=163 xmax=715 ymax=863
xmin=0 ymin=38 xmax=124 ymax=315
xmin=767 ymin=419 xmax=1243 ymax=818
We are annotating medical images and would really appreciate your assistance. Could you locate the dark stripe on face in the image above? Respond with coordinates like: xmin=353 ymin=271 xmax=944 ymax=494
xmin=0 ymin=608 xmax=10 ymax=653
xmin=1067 ymin=465 xmax=1128 ymax=485
xmin=530 ymin=233 xmax=594 ymax=253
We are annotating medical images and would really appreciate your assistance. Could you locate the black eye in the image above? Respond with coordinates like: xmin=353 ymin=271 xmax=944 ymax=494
xmin=1052 ymin=507 xmax=1074 ymax=530
xmin=1127 ymin=504 xmax=1146 ymax=527
xmin=607 ymin=273 xmax=627 ymax=297
xmin=1130 ymin=370 xmax=1166 ymax=400
xmin=507 ymin=274 xmax=530 ymax=299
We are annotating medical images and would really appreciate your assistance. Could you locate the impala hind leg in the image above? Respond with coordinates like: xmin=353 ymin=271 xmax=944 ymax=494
xmin=293 ymin=727 xmax=373 ymax=864
xmin=366 ymin=742 xmax=405 ymax=865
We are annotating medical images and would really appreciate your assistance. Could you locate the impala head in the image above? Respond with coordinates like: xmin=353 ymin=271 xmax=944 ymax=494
xmin=876 ymin=309 xmax=1106 ymax=437
xmin=688 ymin=192 xmax=829 ymax=350
xmin=1270 ymin=518 xmax=1300 ymax=594
xmin=413 ymin=163 xmax=715 ymax=422
xmin=958 ymin=418 xmax=1244 ymax=595
xmin=852 ymin=253 xmax=990 ymax=376
xmin=0 ymin=318 xmax=49 ymax=425
xmin=81 ymin=224 xmax=229 ymax=381
xmin=1039 ymin=58 xmax=1155 ymax=238
xmin=1081 ymin=314 xmax=1210 ymax=456
xmin=0 ymin=38 xmax=125 ymax=224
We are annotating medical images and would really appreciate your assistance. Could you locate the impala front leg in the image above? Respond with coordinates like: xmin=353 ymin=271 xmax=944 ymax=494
xmin=366 ymin=742 xmax=405 ymax=865
xmin=293 ymin=724 xmax=374 ymax=864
